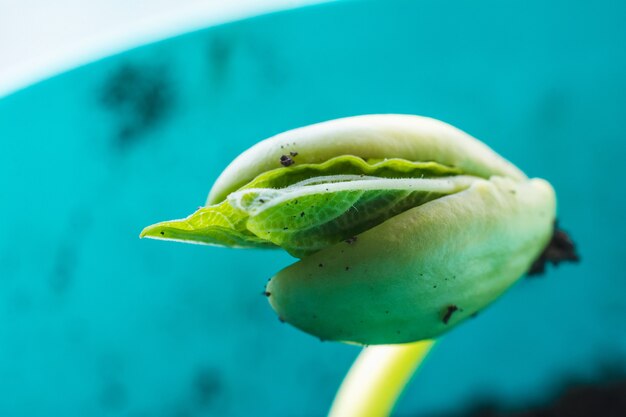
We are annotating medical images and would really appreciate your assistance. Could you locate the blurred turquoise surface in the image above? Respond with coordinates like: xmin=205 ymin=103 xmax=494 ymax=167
xmin=0 ymin=0 xmax=625 ymax=416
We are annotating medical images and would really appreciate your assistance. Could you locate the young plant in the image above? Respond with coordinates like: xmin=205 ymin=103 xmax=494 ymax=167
xmin=141 ymin=115 xmax=577 ymax=417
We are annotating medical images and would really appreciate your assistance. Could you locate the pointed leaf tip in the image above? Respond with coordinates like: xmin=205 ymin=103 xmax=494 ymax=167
xmin=139 ymin=223 xmax=165 ymax=239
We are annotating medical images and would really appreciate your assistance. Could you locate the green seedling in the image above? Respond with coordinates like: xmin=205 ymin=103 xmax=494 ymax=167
xmin=141 ymin=114 xmax=577 ymax=417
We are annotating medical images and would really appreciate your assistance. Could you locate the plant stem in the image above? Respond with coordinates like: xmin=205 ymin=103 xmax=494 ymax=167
xmin=328 ymin=339 xmax=436 ymax=417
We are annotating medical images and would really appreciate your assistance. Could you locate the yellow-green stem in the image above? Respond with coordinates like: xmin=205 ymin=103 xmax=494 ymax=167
xmin=328 ymin=339 xmax=436 ymax=417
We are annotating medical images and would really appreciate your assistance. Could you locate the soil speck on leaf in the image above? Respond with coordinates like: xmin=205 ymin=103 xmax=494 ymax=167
xmin=280 ymin=155 xmax=294 ymax=167
xmin=442 ymin=305 xmax=459 ymax=324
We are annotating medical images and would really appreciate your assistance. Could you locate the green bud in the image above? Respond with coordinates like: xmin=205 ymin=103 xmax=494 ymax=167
xmin=141 ymin=115 xmax=556 ymax=345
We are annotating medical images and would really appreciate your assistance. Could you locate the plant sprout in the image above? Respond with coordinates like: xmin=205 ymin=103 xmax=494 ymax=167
xmin=141 ymin=115 xmax=577 ymax=417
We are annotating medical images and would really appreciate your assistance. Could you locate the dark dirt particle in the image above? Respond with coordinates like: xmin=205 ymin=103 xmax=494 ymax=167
xmin=528 ymin=222 xmax=580 ymax=276
xmin=279 ymin=155 xmax=294 ymax=167
xmin=160 ymin=231 xmax=165 ymax=235
xmin=278 ymin=316 xmax=285 ymax=323
xmin=262 ymin=291 xmax=271 ymax=297
xmin=300 ymin=212 xmax=305 ymax=217
xmin=290 ymin=151 xmax=298 ymax=157
xmin=258 ymin=199 xmax=265 ymax=203
xmin=318 ymin=263 xmax=324 ymax=268
xmin=442 ymin=305 xmax=459 ymax=324
xmin=283 ymin=227 xmax=288 ymax=230
xmin=345 ymin=266 xmax=350 ymax=271
xmin=345 ymin=236 xmax=357 ymax=244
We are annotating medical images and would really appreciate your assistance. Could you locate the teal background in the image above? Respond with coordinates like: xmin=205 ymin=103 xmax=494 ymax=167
xmin=0 ymin=0 xmax=624 ymax=416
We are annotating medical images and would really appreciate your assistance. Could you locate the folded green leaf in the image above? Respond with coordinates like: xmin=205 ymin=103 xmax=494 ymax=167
xmin=140 ymin=155 xmax=464 ymax=252
xmin=242 ymin=155 xmax=462 ymax=190
xmin=230 ymin=175 xmax=476 ymax=257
